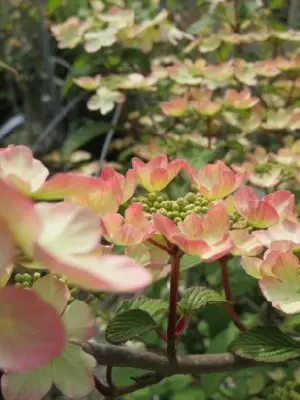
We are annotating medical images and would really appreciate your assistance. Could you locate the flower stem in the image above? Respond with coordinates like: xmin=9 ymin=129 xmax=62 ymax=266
xmin=106 ymin=366 xmax=115 ymax=390
xmin=167 ymin=250 xmax=181 ymax=364
xmin=219 ymin=257 xmax=246 ymax=332
xmin=94 ymin=375 xmax=112 ymax=396
xmin=147 ymin=238 xmax=171 ymax=253
xmin=233 ymin=0 xmax=240 ymax=33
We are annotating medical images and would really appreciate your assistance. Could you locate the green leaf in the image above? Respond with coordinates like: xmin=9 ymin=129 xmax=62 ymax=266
xmin=0 ymin=60 xmax=18 ymax=76
xmin=180 ymin=255 xmax=201 ymax=272
xmin=47 ymin=0 xmax=63 ymax=14
xmin=105 ymin=310 xmax=157 ymax=344
xmin=117 ymin=298 xmax=168 ymax=319
xmin=229 ymin=326 xmax=300 ymax=362
xmin=62 ymin=121 xmax=111 ymax=157
xmin=179 ymin=286 xmax=226 ymax=314
xmin=187 ymin=16 xmax=214 ymax=34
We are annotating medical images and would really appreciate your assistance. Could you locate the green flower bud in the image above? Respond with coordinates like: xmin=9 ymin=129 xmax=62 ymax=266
xmin=150 ymin=207 xmax=157 ymax=213
xmin=172 ymin=203 xmax=180 ymax=212
xmin=15 ymin=282 xmax=22 ymax=287
xmin=148 ymin=192 xmax=157 ymax=201
xmin=153 ymin=201 xmax=161 ymax=209
xmin=184 ymin=204 xmax=194 ymax=212
xmin=22 ymin=273 xmax=32 ymax=283
xmin=174 ymin=217 xmax=182 ymax=224
xmin=70 ymin=287 xmax=79 ymax=295
xmin=180 ymin=212 xmax=187 ymax=219
xmin=142 ymin=204 xmax=150 ymax=212
xmin=201 ymin=206 xmax=209 ymax=213
xmin=165 ymin=201 xmax=173 ymax=210
xmin=171 ymin=211 xmax=180 ymax=218
xmin=194 ymin=200 xmax=202 ymax=206
xmin=194 ymin=206 xmax=202 ymax=214
xmin=185 ymin=193 xmax=196 ymax=203
xmin=176 ymin=198 xmax=186 ymax=207
xmin=158 ymin=208 xmax=168 ymax=216
xmin=22 ymin=281 xmax=31 ymax=288
xmin=15 ymin=273 xmax=23 ymax=283
xmin=33 ymin=272 xmax=41 ymax=280
xmin=166 ymin=211 xmax=174 ymax=218
xmin=156 ymin=196 xmax=164 ymax=203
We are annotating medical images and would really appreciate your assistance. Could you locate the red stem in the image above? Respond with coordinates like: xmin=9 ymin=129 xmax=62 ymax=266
xmin=167 ymin=251 xmax=181 ymax=362
xmin=205 ymin=118 xmax=212 ymax=149
xmin=147 ymin=238 xmax=171 ymax=253
xmin=220 ymin=257 xmax=247 ymax=332
xmin=106 ymin=366 xmax=115 ymax=390
xmin=233 ymin=0 xmax=240 ymax=33
xmin=94 ymin=375 xmax=112 ymax=396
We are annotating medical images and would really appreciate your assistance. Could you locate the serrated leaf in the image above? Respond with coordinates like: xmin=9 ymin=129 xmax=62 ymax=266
xmin=117 ymin=298 xmax=168 ymax=319
xmin=180 ymin=255 xmax=201 ymax=272
xmin=179 ymin=286 xmax=226 ymax=314
xmin=105 ymin=310 xmax=157 ymax=344
xmin=229 ymin=326 xmax=300 ymax=362
xmin=62 ymin=121 xmax=111 ymax=157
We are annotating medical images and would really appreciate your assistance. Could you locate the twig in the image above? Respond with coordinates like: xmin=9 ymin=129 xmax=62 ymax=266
xmin=147 ymin=238 xmax=170 ymax=253
xmin=82 ymin=341 xmax=264 ymax=375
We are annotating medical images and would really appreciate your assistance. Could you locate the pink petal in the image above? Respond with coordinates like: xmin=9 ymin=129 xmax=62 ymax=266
xmin=178 ymin=212 xmax=204 ymax=238
xmin=271 ymin=252 xmax=300 ymax=281
xmin=32 ymin=275 xmax=70 ymax=315
xmin=200 ymin=203 xmax=230 ymax=244
xmin=0 ymin=178 xmax=40 ymax=255
xmin=101 ymin=213 xmax=124 ymax=239
xmin=199 ymin=235 xmax=233 ymax=261
xmin=230 ymin=229 xmax=264 ymax=256
xmin=239 ymin=200 xmax=279 ymax=228
xmin=263 ymin=190 xmax=295 ymax=221
xmin=234 ymin=186 xmax=259 ymax=214
xmin=172 ymin=235 xmax=210 ymax=257
xmin=0 ymin=220 xmax=15 ymax=272
xmin=150 ymin=167 xmax=170 ymax=191
xmin=0 ymin=286 xmax=65 ymax=371
xmin=152 ymin=213 xmax=178 ymax=241
xmin=116 ymin=225 xmax=144 ymax=245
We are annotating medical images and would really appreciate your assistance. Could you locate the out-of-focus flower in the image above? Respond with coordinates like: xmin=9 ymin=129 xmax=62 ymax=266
xmin=153 ymin=203 xmax=232 ymax=261
xmin=161 ymin=96 xmax=187 ymax=117
xmin=242 ymin=251 xmax=300 ymax=314
xmin=51 ymin=17 xmax=87 ymax=49
xmin=87 ymin=87 xmax=124 ymax=115
xmin=0 ymin=145 xmax=49 ymax=195
xmin=233 ymin=186 xmax=294 ymax=228
xmin=185 ymin=160 xmax=246 ymax=200
xmin=101 ymin=203 xmax=155 ymax=246
xmin=132 ymin=155 xmax=185 ymax=192
xmin=74 ymin=75 xmax=102 ymax=90
xmin=191 ymin=99 xmax=221 ymax=116
xmin=2 ymin=275 xmax=96 ymax=399
xmin=0 ymin=285 xmax=65 ymax=372
xmin=223 ymin=88 xmax=259 ymax=110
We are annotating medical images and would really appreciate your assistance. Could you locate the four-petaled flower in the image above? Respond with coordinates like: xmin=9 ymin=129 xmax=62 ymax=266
xmin=153 ymin=203 xmax=233 ymax=261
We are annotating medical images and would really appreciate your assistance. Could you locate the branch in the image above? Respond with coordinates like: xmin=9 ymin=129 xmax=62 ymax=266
xmin=83 ymin=341 xmax=262 ymax=376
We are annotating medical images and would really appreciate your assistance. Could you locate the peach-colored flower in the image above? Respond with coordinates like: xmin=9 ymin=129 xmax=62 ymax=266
xmin=254 ymin=218 xmax=300 ymax=250
xmin=101 ymin=203 xmax=155 ymax=246
xmin=132 ymin=155 xmax=185 ymax=192
xmin=191 ymin=99 xmax=221 ymax=116
xmin=242 ymin=251 xmax=300 ymax=314
xmin=234 ymin=186 xmax=294 ymax=228
xmin=34 ymin=166 xmax=135 ymax=215
xmin=230 ymin=229 xmax=264 ymax=256
xmin=160 ymin=96 xmax=187 ymax=117
xmin=0 ymin=178 xmax=151 ymax=293
xmin=0 ymin=145 xmax=49 ymax=194
xmin=153 ymin=203 xmax=232 ymax=261
xmin=223 ymin=88 xmax=259 ymax=110
xmin=185 ymin=160 xmax=246 ymax=200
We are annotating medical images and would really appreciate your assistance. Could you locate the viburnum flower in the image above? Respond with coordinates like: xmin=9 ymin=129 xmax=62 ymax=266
xmin=101 ymin=202 xmax=155 ymax=246
xmin=0 ymin=178 xmax=151 ymax=292
xmin=230 ymin=229 xmax=264 ymax=256
xmin=153 ymin=203 xmax=233 ymax=261
xmin=34 ymin=166 xmax=136 ymax=215
xmin=223 ymin=88 xmax=259 ymax=110
xmin=242 ymin=251 xmax=300 ymax=314
xmin=0 ymin=145 xmax=49 ymax=195
xmin=132 ymin=155 xmax=185 ymax=192
xmin=87 ymin=87 xmax=124 ymax=115
xmin=254 ymin=217 xmax=300 ymax=250
xmin=160 ymin=96 xmax=187 ymax=117
xmin=233 ymin=186 xmax=294 ymax=228
xmin=2 ymin=275 xmax=96 ymax=399
xmin=185 ymin=160 xmax=246 ymax=200
xmin=0 ymin=285 xmax=65 ymax=372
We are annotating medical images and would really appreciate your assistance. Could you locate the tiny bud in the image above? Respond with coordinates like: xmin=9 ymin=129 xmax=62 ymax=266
xmin=142 ymin=204 xmax=150 ymax=212
xmin=150 ymin=207 xmax=157 ymax=213
xmin=184 ymin=204 xmax=194 ymax=212
xmin=156 ymin=196 xmax=164 ymax=202
xmin=22 ymin=273 xmax=32 ymax=283
xmin=194 ymin=206 xmax=202 ymax=213
xmin=171 ymin=211 xmax=180 ymax=218
xmin=148 ymin=192 xmax=157 ymax=201
xmin=166 ymin=211 xmax=173 ymax=218
xmin=14 ymin=273 xmax=22 ymax=283
xmin=172 ymin=203 xmax=180 ymax=212
xmin=185 ymin=193 xmax=196 ymax=203
xmin=165 ymin=201 xmax=173 ymax=210
xmin=174 ymin=217 xmax=182 ymax=224
xmin=180 ymin=212 xmax=187 ymax=219
xmin=153 ymin=201 xmax=161 ymax=208
xmin=15 ymin=282 xmax=22 ymax=287
xmin=158 ymin=208 xmax=168 ymax=216
xmin=22 ymin=281 xmax=30 ymax=288
xmin=201 ymin=206 xmax=209 ymax=213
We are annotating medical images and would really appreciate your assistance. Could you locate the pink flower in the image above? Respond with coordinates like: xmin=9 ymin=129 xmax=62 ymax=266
xmin=185 ymin=160 xmax=246 ymax=200
xmin=0 ymin=145 xmax=49 ymax=194
xmin=101 ymin=203 xmax=155 ymax=246
xmin=2 ymin=275 xmax=96 ymax=399
xmin=153 ymin=203 xmax=232 ymax=261
xmin=34 ymin=166 xmax=136 ymax=215
xmin=242 ymin=251 xmax=300 ymax=314
xmin=234 ymin=186 xmax=294 ymax=228
xmin=0 ymin=286 xmax=65 ymax=372
xmin=254 ymin=218 xmax=300 ymax=250
xmin=132 ymin=155 xmax=185 ymax=192
xmin=0 ymin=178 xmax=151 ymax=293
xmin=160 ymin=96 xmax=187 ymax=117
xmin=230 ymin=229 xmax=264 ymax=256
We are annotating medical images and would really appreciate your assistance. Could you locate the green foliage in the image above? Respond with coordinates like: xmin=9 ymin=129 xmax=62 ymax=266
xmin=117 ymin=297 xmax=168 ymax=319
xmin=230 ymin=326 xmax=300 ymax=362
xmin=179 ymin=286 xmax=226 ymax=314
xmin=105 ymin=309 xmax=157 ymax=344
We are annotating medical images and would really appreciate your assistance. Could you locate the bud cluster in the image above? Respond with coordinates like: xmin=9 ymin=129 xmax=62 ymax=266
xmin=267 ymin=380 xmax=300 ymax=400
xmin=133 ymin=191 xmax=209 ymax=224
xmin=14 ymin=272 xmax=41 ymax=288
